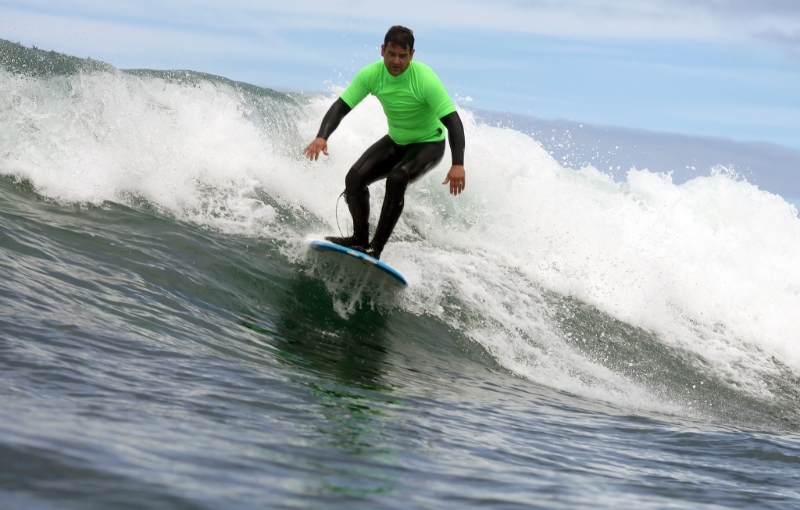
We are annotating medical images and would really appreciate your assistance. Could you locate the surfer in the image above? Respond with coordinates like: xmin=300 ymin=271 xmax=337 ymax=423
xmin=303 ymin=25 xmax=466 ymax=260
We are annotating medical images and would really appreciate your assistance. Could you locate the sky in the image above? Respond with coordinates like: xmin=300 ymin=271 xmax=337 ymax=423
xmin=2 ymin=0 xmax=800 ymax=149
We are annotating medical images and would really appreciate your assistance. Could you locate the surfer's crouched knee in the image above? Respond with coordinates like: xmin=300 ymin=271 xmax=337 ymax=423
xmin=343 ymin=187 xmax=367 ymax=205
xmin=345 ymin=168 xmax=366 ymax=194
xmin=384 ymin=167 xmax=410 ymax=202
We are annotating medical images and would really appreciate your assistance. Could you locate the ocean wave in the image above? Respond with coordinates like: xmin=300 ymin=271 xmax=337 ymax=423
xmin=3 ymin=40 xmax=800 ymax=427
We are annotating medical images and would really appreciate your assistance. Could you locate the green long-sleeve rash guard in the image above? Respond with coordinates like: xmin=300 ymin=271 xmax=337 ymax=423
xmin=339 ymin=60 xmax=457 ymax=145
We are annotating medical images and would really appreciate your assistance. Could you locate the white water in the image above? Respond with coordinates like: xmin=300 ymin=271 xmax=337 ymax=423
xmin=3 ymin=68 xmax=800 ymax=415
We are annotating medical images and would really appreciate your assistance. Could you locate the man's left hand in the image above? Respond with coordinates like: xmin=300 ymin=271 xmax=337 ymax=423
xmin=442 ymin=165 xmax=465 ymax=196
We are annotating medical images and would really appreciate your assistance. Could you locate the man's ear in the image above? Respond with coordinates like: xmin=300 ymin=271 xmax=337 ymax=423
xmin=380 ymin=44 xmax=386 ymax=56
xmin=410 ymin=48 xmax=415 ymax=59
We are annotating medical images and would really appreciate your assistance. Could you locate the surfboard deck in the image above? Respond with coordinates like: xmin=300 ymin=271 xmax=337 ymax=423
xmin=309 ymin=239 xmax=408 ymax=288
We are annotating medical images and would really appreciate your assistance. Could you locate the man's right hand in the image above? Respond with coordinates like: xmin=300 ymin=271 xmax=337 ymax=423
xmin=303 ymin=137 xmax=329 ymax=161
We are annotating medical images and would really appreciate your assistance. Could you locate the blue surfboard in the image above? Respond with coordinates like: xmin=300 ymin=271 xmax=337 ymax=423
xmin=309 ymin=240 xmax=408 ymax=288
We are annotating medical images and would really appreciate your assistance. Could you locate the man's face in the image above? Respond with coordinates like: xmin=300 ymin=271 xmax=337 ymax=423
xmin=381 ymin=42 xmax=414 ymax=76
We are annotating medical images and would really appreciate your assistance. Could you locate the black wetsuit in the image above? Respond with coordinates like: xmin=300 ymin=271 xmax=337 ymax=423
xmin=318 ymin=98 xmax=465 ymax=259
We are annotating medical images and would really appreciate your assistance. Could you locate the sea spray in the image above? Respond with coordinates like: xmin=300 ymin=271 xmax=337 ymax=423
xmin=3 ymin=41 xmax=800 ymax=424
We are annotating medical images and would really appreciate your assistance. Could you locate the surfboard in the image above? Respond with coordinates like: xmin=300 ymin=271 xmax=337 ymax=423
xmin=309 ymin=239 xmax=408 ymax=288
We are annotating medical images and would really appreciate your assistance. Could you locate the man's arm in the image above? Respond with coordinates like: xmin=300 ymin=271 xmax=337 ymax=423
xmin=303 ymin=98 xmax=353 ymax=161
xmin=440 ymin=111 xmax=466 ymax=195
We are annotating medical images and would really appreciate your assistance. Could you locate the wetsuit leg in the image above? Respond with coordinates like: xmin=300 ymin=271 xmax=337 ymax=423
xmin=368 ymin=140 xmax=445 ymax=259
xmin=344 ymin=135 xmax=405 ymax=191
xmin=326 ymin=136 xmax=404 ymax=248
xmin=385 ymin=139 xmax=446 ymax=198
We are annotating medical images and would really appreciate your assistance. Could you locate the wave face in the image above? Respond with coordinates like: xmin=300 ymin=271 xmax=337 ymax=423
xmin=2 ymin=39 xmax=800 ymax=431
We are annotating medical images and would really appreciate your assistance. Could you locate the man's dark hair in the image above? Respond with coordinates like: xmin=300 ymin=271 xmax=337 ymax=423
xmin=384 ymin=26 xmax=414 ymax=50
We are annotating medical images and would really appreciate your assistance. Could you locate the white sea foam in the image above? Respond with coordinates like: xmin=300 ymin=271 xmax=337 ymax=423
xmin=3 ymin=69 xmax=799 ymax=414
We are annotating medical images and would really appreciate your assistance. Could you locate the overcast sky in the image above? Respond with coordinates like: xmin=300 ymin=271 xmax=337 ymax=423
xmin=2 ymin=0 xmax=800 ymax=148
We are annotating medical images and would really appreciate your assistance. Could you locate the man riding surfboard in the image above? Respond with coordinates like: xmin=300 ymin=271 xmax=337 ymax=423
xmin=303 ymin=25 xmax=466 ymax=260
